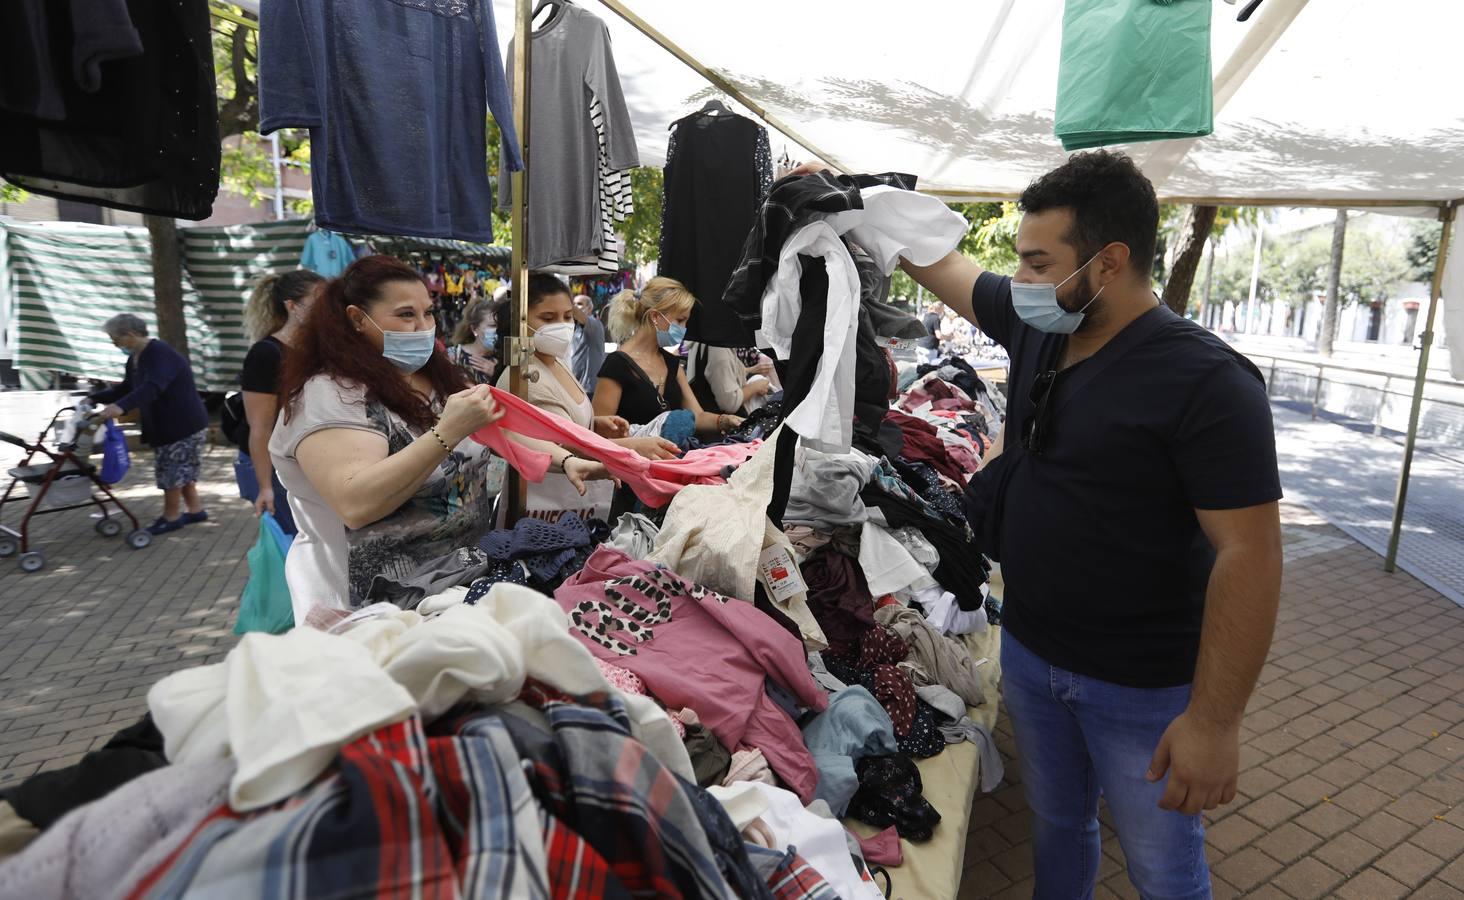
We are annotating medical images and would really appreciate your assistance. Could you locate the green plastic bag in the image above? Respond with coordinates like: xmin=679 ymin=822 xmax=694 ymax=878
xmin=234 ymin=513 xmax=295 ymax=635
xmin=1055 ymin=0 xmax=1213 ymax=151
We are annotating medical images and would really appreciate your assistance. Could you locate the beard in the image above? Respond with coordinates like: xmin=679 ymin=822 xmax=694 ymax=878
xmin=1060 ymin=274 xmax=1104 ymax=335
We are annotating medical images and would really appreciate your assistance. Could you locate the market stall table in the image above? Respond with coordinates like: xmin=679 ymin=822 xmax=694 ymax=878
xmin=845 ymin=623 xmax=1003 ymax=900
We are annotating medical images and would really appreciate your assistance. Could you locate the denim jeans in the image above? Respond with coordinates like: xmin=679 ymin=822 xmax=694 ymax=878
xmin=233 ymin=451 xmax=296 ymax=535
xmin=1001 ymin=631 xmax=1210 ymax=900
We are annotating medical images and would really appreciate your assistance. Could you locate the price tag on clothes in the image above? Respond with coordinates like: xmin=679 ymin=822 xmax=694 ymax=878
xmin=758 ymin=545 xmax=807 ymax=602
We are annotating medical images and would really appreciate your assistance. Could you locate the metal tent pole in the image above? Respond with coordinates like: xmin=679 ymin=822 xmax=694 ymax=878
xmin=504 ymin=0 xmax=533 ymax=526
xmin=1383 ymin=204 xmax=1455 ymax=573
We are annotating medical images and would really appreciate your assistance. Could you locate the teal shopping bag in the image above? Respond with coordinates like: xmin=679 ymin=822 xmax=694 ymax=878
xmin=234 ymin=513 xmax=296 ymax=635
xmin=1055 ymin=0 xmax=1213 ymax=151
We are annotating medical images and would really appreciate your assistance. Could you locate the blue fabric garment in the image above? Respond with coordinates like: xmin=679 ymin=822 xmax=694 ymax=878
xmin=299 ymin=229 xmax=355 ymax=277
xmin=464 ymin=563 xmax=531 ymax=603
xmin=660 ymin=408 xmax=697 ymax=450
xmin=800 ymin=686 xmax=896 ymax=816
xmin=258 ymin=0 xmax=523 ymax=241
xmin=90 ymin=339 xmax=208 ymax=447
xmin=478 ymin=511 xmax=591 ymax=583
xmin=1001 ymin=630 xmax=1208 ymax=898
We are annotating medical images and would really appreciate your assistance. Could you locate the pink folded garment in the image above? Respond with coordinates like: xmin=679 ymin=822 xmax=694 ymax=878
xmin=470 ymin=387 xmax=760 ymax=507
xmin=556 ymin=546 xmax=828 ymax=802
xmin=857 ymin=826 xmax=903 ymax=866
xmin=724 ymin=748 xmax=777 ymax=786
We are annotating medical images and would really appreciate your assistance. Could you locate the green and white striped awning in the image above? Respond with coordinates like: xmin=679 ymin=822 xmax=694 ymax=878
xmin=6 ymin=219 xmax=308 ymax=392
xmin=179 ymin=220 xmax=308 ymax=391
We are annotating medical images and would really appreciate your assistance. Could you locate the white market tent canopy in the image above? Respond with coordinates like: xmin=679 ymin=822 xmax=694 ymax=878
xmin=488 ymin=0 xmax=1464 ymax=208
xmin=233 ymin=0 xmax=1463 ymax=570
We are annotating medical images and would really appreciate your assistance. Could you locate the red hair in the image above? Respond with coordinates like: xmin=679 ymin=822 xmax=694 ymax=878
xmin=279 ymin=255 xmax=468 ymax=430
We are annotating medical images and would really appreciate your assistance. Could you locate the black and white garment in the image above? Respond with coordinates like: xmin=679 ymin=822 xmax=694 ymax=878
xmin=153 ymin=428 xmax=208 ymax=490
xmin=342 ymin=397 xmax=503 ymax=605
xmin=593 ymin=96 xmax=635 ymax=272
xmin=719 ymin=171 xmax=916 ymax=333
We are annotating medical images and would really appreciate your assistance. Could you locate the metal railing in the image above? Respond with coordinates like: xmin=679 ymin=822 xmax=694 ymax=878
xmin=1247 ymin=352 xmax=1464 ymax=452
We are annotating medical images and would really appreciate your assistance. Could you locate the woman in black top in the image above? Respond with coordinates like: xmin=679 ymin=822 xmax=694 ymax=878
xmin=236 ymin=269 xmax=325 ymax=533
xmin=592 ymin=277 xmax=743 ymax=436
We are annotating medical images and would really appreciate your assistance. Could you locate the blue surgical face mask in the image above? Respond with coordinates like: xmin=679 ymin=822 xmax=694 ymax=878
xmin=480 ymin=328 xmax=497 ymax=349
xmin=1010 ymin=254 xmax=1105 ymax=335
xmin=363 ymin=314 xmax=435 ymax=373
xmin=652 ymin=312 xmax=687 ymax=348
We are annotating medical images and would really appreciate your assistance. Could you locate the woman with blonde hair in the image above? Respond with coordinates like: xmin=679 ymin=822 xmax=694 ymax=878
xmin=446 ymin=296 xmax=499 ymax=385
xmin=233 ymin=269 xmax=326 ymax=532
xmin=593 ymin=277 xmax=744 ymax=437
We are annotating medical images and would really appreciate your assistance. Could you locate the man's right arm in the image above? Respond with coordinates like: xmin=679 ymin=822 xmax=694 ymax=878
xmin=901 ymin=252 xmax=985 ymax=331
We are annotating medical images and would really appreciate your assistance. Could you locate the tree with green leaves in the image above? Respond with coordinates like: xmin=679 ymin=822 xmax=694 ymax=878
xmin=1159 ymin=205 xmax=1268 ymax=318
xmin=619 ymin=168 xmax=664 ymax=265
xmin=1160 ymin=205 xmax=1218 ymax=315
xmin=1405 ymin=218 xmax=1443 ymax=284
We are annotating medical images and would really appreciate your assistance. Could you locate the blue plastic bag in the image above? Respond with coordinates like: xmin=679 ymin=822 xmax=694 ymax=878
xmin=234 ymin=513 xmax=296 ymax=635
xmin=98 ymin=420 xmax=130 ymax=484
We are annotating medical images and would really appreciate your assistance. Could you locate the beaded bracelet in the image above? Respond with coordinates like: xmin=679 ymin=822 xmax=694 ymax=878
xmin=428 ymin=426 xmax=452 ymax=453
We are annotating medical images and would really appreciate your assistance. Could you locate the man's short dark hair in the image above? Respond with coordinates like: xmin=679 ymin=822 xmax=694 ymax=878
xmin=1018 ymin=150 xmax=1159 ymax=274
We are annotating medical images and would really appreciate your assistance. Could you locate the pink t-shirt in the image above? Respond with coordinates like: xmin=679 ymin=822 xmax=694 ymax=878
xmin=555 ymin=546 xmax=827 ymax=802
xmin=470 ymin=386 xmax=759 ymax=507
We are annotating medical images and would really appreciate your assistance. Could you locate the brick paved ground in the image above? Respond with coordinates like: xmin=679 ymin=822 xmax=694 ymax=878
xmin=0 ymin=436 xmax=1460 ymax=897
xmin=960 ymin=504 xmax=1464 ymax=899
xmin=0 ymin=445 xmax=250 ymax=786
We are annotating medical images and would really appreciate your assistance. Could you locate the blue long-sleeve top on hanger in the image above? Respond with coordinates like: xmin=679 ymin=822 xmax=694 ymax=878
xmin=257 ymin=0 xmax=523 ymax=242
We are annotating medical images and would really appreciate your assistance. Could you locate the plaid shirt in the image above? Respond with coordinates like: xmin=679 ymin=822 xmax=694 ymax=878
xmin=125 ymin=689 xmax=740 ymax=900
xmin=519 ymin=688 xmax=737 ymax=900
xmin=122 ymin=714 xmax=550 ymax=895
xmin=125 ymin=713 xmax=549 ymax=899
xmin=721 ymin=171 xmax=917 ymax=332
xmin=744 ymin=845 xmax=842 ymax=900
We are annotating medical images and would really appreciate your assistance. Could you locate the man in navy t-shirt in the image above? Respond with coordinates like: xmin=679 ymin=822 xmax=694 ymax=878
xmin=904 ymin=150 xmax=1282 ymax=899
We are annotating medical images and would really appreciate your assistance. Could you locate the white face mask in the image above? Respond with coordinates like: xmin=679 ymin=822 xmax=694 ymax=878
xmin=531 ymin=321 xmax=574 ymax=358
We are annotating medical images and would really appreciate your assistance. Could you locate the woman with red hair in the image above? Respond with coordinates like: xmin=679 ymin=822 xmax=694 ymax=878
xmin=269 ymin=255 xmax=608 ymax=623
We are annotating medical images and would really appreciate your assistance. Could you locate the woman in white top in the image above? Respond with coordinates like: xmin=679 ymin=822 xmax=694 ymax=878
xmin=498 ymin=272 xmax=681 ymax=460
xmin=269 ymin=256 xmax=611 ymax=623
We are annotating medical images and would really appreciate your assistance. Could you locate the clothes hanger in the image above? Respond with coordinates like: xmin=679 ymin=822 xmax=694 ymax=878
xmin=669 ymin=96 xmax=735 ymax=130
xmin=531 ymin=0 xmax=565 ymax=30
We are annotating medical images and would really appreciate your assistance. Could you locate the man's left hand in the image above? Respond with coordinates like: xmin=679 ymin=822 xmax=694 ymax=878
xmin=93 ymin=404 xmax=124 ymax=422
xmin=1146 ymin=710 xmax=1239 ymax=815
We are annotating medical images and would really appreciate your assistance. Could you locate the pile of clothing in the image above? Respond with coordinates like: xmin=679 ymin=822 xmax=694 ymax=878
xmin=0 ymin=173 xmax=1010 ymax=898
xmin=896 ymin=356 xmax=1005 ymax=459
xmin=0 ymin=589 xmax=883 ymax=900
xmin=0 ymin=474 xmax=1002 ymax=895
